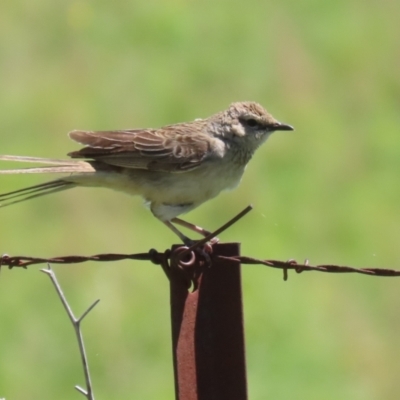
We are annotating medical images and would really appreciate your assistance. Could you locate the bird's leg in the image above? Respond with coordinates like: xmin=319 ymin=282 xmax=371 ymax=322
xmin=163 ymin=220 xmax=214 ymax=265
xmin=171 ymin=217 xmax=212 ymax=236
xmin=163 ymin=220 xmax=195 ymax=247
xmin=171 ymin=217 xmax=219 ymax=244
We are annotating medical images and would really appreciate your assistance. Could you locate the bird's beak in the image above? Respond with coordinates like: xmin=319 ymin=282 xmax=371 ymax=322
xmin=273 ymin=122 xmax=294 ymax=131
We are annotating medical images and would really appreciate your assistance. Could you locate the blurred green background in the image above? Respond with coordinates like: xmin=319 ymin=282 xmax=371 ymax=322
xmin=1 ymin=0 xmax=400 ymax=399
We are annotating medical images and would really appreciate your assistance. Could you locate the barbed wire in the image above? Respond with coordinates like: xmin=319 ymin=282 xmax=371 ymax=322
xmin=1 ymin=205 xmax=399 ymax=280
xmin=1 ymin=250 xmax=399 ymax=280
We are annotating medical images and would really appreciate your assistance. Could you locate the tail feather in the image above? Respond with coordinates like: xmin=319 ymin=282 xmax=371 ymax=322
xmin=0 ymin=165 xmax=93 ymax=174
xmin=0 ymin=180 xmax=75 ymax=208
xmin=0 ymin=155 xmax=83 ymax=165
xmin=0 ymin=155 xmax=97 ymax=208
xmin=0 ymin=155 xmax=95 ymax=174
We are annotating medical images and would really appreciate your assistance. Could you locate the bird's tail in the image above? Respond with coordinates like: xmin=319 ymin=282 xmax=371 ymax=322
xmin=0 ymin=180 xmax=75 ymax=208
xmin=0 ymin=155 xmax=93 ymax=174
xmin=0 ymin=155 xmax=95 ymax=208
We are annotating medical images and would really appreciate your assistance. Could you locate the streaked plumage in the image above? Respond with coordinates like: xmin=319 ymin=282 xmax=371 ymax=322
xmin=0 ymin=102 xmax=293 ymax=243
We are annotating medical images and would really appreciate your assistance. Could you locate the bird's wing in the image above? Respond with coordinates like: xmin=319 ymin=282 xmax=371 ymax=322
xmin=68 ymin=124 xmax=214 ymax=172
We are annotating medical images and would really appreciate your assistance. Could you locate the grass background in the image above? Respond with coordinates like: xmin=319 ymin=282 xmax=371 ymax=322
xmin=1 ymin=0 xmax=400 ymax=399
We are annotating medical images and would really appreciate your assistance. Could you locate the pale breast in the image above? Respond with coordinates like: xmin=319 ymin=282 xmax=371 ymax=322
xmin=67 ymin=159 xmax=246 ymax=219
xmin=132 ymin=160 xmax=246 ymax=205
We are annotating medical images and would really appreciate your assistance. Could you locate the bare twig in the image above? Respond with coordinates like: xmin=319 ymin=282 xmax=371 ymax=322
xmin=41 ymin=265 xmax=98 ymax=400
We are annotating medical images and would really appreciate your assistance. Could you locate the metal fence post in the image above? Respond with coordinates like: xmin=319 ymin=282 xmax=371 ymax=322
xmin=169 ymin=242 xmax=247 ymax=400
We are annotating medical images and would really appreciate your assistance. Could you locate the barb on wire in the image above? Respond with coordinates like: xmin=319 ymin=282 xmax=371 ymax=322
xmin=219 ymin=256 xmax=400 ymax=280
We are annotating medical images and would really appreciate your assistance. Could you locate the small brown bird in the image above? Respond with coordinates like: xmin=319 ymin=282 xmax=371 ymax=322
xmin=0 ymin=102 xmax=293 ymax=244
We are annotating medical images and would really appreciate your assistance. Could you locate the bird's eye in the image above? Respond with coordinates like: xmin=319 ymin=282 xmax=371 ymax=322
xmin=245 ymin=119 xmax=258 ymax=127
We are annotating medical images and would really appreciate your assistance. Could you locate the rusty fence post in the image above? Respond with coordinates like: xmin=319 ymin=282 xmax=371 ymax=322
xmin=169 ymin=242 xmax=247 ymax=400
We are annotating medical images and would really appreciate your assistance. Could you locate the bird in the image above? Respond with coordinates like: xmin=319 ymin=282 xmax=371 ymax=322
xmin=0 ymin=102 xmax=293 ymax=244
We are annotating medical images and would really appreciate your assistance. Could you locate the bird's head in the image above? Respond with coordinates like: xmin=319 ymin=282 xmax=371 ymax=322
xmin=226 ymin=101 xmax=293 ymax=144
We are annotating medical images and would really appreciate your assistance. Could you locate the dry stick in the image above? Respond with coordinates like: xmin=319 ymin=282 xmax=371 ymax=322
xmin=41 ymin=265 xmax=99 ymax=400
